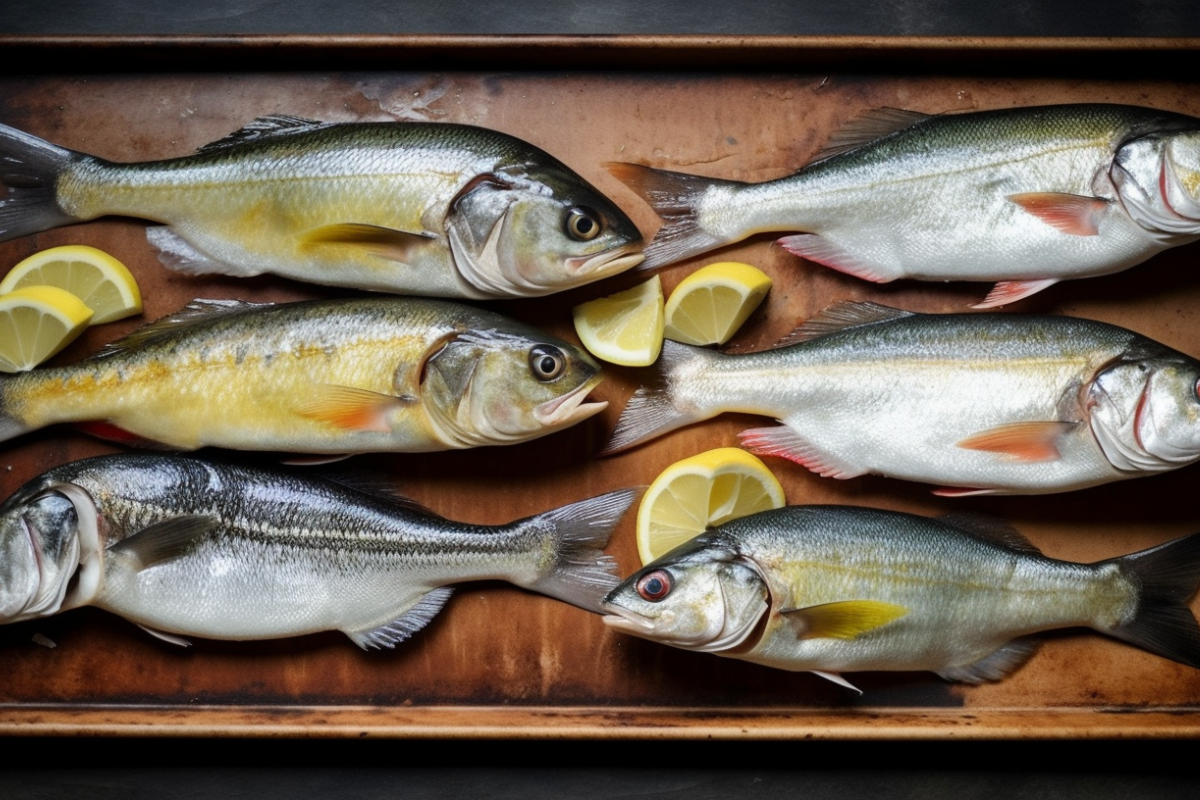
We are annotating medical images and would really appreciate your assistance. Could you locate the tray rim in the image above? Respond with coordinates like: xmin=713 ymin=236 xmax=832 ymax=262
xmin=2 ymin=34 xmax=1200 ymax=740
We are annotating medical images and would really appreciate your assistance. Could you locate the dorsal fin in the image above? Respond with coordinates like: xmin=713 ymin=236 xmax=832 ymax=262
xmin=92 ymin=299 xmax=273 ymax=359
xmin=771 ymin=301 xmax=915 ymax=348
xmin=197 ymin=115 xmax=331 ymax=153
xmin=938 ymin=512 xmax=1043 ymax=555
xmin=808 ymin=108 xmax=935 ymax=164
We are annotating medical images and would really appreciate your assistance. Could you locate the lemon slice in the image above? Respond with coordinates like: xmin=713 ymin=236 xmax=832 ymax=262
xmin=0 ymin=285 xmax=94 ymax=372
xmin=0 ymin=245 xmax=142 ymax=325
xmin=572 ymin=275 xmax=664 ymax=367
xmin=664 ymin=261 xmax=772 ymax=346
xmin=636 ymin=447 xmax=785 ymax=565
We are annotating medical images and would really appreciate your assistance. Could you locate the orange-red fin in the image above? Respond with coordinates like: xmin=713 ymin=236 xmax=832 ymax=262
xmin=296 ymin=386 xmax=408 ymax=432
xmin=1008 ymin=192 xmax=1109 ymax=236
xmin=301 ymin=223 xmax=438 ymax=263
xmin=973 ymin=278 xmax=1059 ymax=309
xmin=955 ymin=421 xmax=1077 ymax=462
xmin=739 ymin=425 xmax=866 ymax=479
xmin=74 ymin=421 xmax=172 ymax=449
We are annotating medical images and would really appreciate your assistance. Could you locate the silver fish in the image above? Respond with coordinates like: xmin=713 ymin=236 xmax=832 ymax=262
xmin=605 ymin=301 xmax=1200 ymax=495
xmin=612 ymin=104 xmax=1200 ymax=307
xmin=0 ymin=454 xmax=637 ymax=647
xmin=602 ymin=505 xmax=1200 ymax=690
xmin=0 ymin=296 xmax=605 ymax=454
xmin=0 ymin=116 xmax=644 ymax=298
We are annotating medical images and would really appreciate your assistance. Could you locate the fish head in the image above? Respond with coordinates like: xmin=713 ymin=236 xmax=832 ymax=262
xmin=601 ymin=537 xmax=769 ymax=653
xmin=1112 ymin=130 xmax=1200 ymax=236
xmin=0 ymin=483 xmax=83 ymax=623
xmin=1087 ymin=352 xmax=1200 ymax=473
xmin=446 ymin=165 xmax=644 ymax=297
xmin=421 ymin=324 xmax=607 ymax=447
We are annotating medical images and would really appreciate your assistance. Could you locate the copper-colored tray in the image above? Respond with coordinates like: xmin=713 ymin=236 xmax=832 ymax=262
xmin=2 ymin=36 xmax=1200 ymax=739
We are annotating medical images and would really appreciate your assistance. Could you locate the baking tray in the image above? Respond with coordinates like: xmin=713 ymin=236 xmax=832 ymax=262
xmin=1 ymin=35 xmax=1199 ymax=739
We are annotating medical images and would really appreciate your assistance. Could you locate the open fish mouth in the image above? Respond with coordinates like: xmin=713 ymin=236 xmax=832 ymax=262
xmin=534 ymin=375 xmax=608 ymax=427
xmin=600 ymin=606 xmax=656 ymax=634
xmin=565 ymin=246 xmax=645 ymax=278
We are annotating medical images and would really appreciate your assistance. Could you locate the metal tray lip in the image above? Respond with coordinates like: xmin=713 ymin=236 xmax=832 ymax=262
xmin=1 ymin=37 xmax=1199 ymax=741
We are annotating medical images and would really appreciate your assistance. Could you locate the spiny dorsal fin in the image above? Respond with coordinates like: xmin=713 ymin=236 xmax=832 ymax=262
xmin=92 ymin=299 xmax=273 ymax=359
xmin=938 ymin=512 xmax=1043 ymax=555
xmin=108 ymin=515 xmax=222 ymax=570
xmin=197 ymin=115 xmax=331 ymax=153
xmin=771 ymin=301 xmax=915 ymax=348
xmin=808 ymin=108 xmax=935 ymax=164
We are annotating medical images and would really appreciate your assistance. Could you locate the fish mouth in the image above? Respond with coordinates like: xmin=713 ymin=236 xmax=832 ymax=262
xmin=534 ymin=375 xmax=608 ymax=427
xmin=565 ymin=246 xmax=645 ymax=278
xmin=600 ymin=606 xmax=656 ymax=634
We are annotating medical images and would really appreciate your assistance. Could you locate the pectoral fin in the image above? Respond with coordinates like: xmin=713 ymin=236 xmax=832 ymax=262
xmin=1008 ymin=192 xmax=1109 ymax=236
xmin=301 ymin=223 xmax=439 ymax=264
xmin=296 ymin=385 xmax=410 ymax=432
xmin=809 ymin=670 xmax=863 ymax=694
xmin=108 ymin=516 xmax=221 ymax=571
xmin=782 ymin=600 xmax=908 ymax=640
xmin=956 ymin=421 xmax=1077 ymax=462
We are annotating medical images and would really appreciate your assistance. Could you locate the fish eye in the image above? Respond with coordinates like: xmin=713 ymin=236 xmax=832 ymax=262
xmin=529 ymin=345 xmax=566 ymax=382
xmin=565 ymin=206 xmax=603 ymax=241
xmin=636 ymin=569 xmax=673 ymax=602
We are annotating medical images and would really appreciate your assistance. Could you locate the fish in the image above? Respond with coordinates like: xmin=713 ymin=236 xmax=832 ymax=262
xmin=0 ymin=296 xmax=606 ymax=454
xmin=0 ymin=454 xmax=638 ymax=647
xmin=610 ymin=103 xmax=1200 ymax=307
xmin=602 ymin=504 xmax=1200 ymax=691
xmin=603 ymin=301 xmax=1200 ymax=495
xmin=0 ymin=115 xmax=644 ymax=298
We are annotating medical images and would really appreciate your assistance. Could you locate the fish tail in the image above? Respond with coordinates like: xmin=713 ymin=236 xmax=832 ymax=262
xmin=0 ymin=123 xmax=84 ymax=241
xmin=516 ymin=487 xmax=640 ymax=613
xmin=600 ymin=339 xmax=723 ymax=455
xmin=605 ymin=162 xmax=745 ymax=270
xmin=1104 ymin=533 xmax=1200 ymax=669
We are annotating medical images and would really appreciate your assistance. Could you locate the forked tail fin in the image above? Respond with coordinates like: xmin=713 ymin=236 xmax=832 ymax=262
xmin=0 ymin=123 xmax=84 ymax=241
xmin=606 ymin=163 xmax=746 ymax=270
xmin=517 ymin=487 xmax=640 ymax=613
xmin=599 ymin=340 xmax=724 ymax=455
xmin=1105 ymin=533 xmax=1200 ymax=669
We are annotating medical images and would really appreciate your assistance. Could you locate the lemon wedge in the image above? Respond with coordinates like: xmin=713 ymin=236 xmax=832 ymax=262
xmin=636 ymin=447 xmax=785 ymax=565
xmin=0 ymin=245 xmax=142 ymax=325
xmin=664 ymin=261 xmax=772 ymax=346
xmin=0 ymin=285 xmax=94 ymax=372
xmin=572 ymin=275 xmax=664 ymax=367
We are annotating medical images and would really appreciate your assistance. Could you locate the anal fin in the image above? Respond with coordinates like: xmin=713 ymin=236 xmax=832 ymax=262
xmin=809 ymin=670 xmax=863 ymax=694
xmin=147 ymin=226 xmax=255 ymax=278
xmin=345 ymin=587 xmax=454 ymax=650
xmin=937 ymin=638 xmax=1040 ymax=683
xmin=776 ymin=234 xmax=893 ymax=283
xmin=973 ymin=278 xmax=1059 ymax=309
xmin=739 ymin=426 xmax=866 ymax=479
xmin=137 ymin=624 xmax=193 ymax=648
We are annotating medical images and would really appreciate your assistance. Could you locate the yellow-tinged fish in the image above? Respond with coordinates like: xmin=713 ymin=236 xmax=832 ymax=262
xmin=602 ymin=505 xmax=1200 ymax=691
xmin=0 ymin=297 xmax=605 ymax=453
xmin=613 ymin=104 xmax=1200 ymax=307
xmin=0 ymin=116 xmax=644 ymax=298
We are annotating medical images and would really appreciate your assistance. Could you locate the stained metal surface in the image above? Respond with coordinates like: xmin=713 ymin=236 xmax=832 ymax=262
xmin=1 ymin=42 xmax=1199 ymax=737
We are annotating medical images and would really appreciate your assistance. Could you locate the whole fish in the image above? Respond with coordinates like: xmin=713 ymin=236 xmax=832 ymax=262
xmin=0 ymin=454 xmax=637 ymax=646
xmin=602 ymin=505 xmax=1200 ymax=690
xmin=612 ymin=103 xmax=1200 ymax=307
xmin=0 ymin=116 xmax=644 ymax=298
xmin=604 ymin=301 xmax=1200 ymax=495
xmin=0 ymin=296 xmax=605 ymax=454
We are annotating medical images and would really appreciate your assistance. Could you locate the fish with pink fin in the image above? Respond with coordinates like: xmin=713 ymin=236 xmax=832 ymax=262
xmin=611 ymin=103 xmax=1200 ymax=307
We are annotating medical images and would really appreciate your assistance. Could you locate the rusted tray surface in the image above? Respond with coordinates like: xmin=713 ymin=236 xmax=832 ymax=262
xmin=1 ymin=38 xmax=1199 ymax=738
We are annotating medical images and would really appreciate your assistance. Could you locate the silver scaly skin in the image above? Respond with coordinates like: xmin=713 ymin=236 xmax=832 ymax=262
xmin=0 ymin=116 xmax=644 ymax=298
xmin=0 ymin=296 xmax=605 ymax=454
xmin=603 ymin=505 xmax=1200 ymax=689
xmin=0 ymin=455 xmax=638 ymax=647
xmin=604 ymin=302 xmax=1200 ymax=495
xmin=612 ymin=104 xmax=1200 ymax=307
